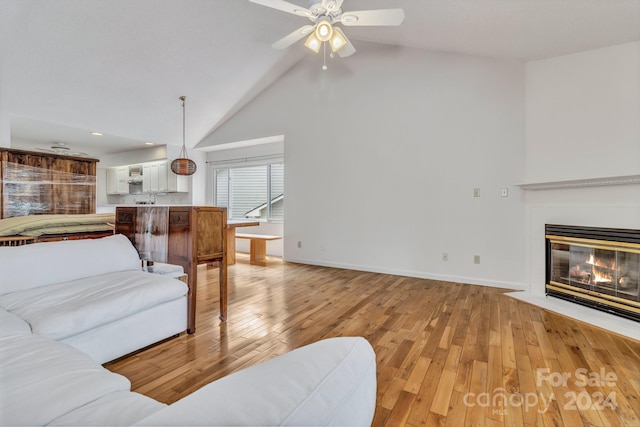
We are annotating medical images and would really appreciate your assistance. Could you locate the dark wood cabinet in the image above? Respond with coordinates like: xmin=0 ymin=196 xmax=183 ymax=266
xmin=115 ymin=206 xmax=227 ymax=333
xmin=0 ymin=148 xmax=98 ymax=218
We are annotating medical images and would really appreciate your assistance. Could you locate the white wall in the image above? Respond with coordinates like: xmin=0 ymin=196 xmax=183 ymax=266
xmin=206 ymin=43 xmax=527 ymax=289
xmin=525 ymin=41 xmax=640 ymax=183
xmin=184 ymin=150 xmax=206 ymax=206
xmin=517 ymin=42 xmax=640 ymax=339
xmin=0 ymin=78 xmax=8 ymax=147
xmin=0 ymin=110 xmax=9 ymax=148
xmin=100 ymin=146 xmax=168 ymax=168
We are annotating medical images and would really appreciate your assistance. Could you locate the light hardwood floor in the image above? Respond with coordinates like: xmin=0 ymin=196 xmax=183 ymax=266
xmin=107 ymin=256 xmax=640 ymax=426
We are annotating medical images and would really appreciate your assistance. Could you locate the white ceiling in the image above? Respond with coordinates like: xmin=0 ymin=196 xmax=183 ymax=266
xmin=1 ymin=0 xmax=639 ymax=157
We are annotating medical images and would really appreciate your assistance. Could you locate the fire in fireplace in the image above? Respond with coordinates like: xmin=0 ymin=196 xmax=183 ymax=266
xmin=546 ymin=224 xmax=640 ymax=321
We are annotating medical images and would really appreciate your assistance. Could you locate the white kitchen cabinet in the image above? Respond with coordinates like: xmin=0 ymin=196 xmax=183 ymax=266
xmin=143 ymin=161 xmax=189 ymax=193
xmin=142 ymin=164 xmax=151 ymax=193
xmin=106 ymin=167 xmax=129 ymax=194
xmin=148 ymin=164 xmax=159 ymax=192
xmin=117 ymin=167 xmax=129 ymax=194
xmin=110 ymin=161 xmax=189 ymax=196
xmin=157 ymin=161 xmax=168 ymax=192
xmin=143 ymin=163 xmax=160 ymax=192
xmin=106 ymin=168 xmax=117 ymax=194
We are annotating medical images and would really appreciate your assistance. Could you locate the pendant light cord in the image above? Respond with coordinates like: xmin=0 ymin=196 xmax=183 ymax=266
xmin=180 ymin=96 xmax=187 ymax=158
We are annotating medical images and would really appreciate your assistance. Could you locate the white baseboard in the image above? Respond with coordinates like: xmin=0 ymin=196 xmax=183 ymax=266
xmin=283 ymin=257 xmax=526 ymax=291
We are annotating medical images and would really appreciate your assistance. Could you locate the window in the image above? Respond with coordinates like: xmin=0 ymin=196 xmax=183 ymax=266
xmin=214 ymin=162 xmax=284 ymax=221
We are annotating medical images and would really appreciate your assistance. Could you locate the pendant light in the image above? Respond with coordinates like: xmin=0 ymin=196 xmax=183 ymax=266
xmin=170 ymin=96 xmax=197 ymax=176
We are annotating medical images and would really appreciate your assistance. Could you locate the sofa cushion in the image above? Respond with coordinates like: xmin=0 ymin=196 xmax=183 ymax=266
xmin=134 ymin=337 xmax=377 ymax=427
xmin=0 ymin=270 xmax=188 ymax=340
xmin=0 ymin=234 xmax=141 ymax=295
xmin=0 ymin=333 xmax=132 ymax=426
xmin=48 ymin=391 xmax=166 ymax=426
xmin=0 ymin=307 xmax=31 ymax=338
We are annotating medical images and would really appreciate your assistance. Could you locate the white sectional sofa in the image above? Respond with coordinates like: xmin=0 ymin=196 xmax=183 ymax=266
xmin=0 ymin=234 xmax=377 ymax=426
xmin=0 ymin=234 xmax=188 ymax=364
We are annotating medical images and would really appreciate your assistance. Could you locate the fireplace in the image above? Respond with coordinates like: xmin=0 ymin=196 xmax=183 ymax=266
xmin=545 ymin=224 xmax=640 ymax=321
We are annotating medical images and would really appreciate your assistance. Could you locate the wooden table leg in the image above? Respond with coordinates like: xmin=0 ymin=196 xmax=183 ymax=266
xmin=186 ymin=262 xmax=197 ymax=334
xmin=219 ymin=258 xmax=227 ymax=322
xmin=226 ymin=228 xmax=236 ymax=265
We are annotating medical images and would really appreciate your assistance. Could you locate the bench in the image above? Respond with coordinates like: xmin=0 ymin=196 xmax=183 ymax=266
xmin=235 ymin=233 xmax=282 ymax=266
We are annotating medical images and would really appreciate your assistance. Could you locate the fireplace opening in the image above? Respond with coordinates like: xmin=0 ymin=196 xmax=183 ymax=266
xmin=546 ymin=224 xmax=640 ymax=322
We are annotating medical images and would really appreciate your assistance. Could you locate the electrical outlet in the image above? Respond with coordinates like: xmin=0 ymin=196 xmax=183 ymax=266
xmin=473 ymin=188 xmax=481 ymax=197
xmin=501 ymin=188 xmax=508 ymax=197
xmin=442 ymin=253 xmax=448 ymax=261
xmin=474 ymin=255 xmax=481 ymax=264
xmin=297 ymin=241 xmax=302 ymax=248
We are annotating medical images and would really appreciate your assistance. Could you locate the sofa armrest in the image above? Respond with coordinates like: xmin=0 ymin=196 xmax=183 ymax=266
xmin=133 ymin=337 xmax=377 ymax=427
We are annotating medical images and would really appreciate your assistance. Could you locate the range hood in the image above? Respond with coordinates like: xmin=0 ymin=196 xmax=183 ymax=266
xmin=128 ymin=165 xmax=143 ymax=193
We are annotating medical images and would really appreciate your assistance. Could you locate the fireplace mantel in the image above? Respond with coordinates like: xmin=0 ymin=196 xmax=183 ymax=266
xmin=517 ymin=174 xmax=640 ymax=191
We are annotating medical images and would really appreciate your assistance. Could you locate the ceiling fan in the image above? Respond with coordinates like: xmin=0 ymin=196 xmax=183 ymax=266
xmin=36 ymin=143 xmax=90 ymax=157
xmin=249 ymin=0 xmax=405 ymax=59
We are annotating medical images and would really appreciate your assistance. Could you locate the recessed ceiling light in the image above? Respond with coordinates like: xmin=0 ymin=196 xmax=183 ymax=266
xmin=145 ymin=142 xmax=154 ymax=146
xmin=91 ymin=132 xmax=103 ymax=136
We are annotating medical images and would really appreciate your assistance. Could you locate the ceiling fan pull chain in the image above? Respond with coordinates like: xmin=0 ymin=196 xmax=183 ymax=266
xmin=322 ymin=42 xmax=328 ymax=70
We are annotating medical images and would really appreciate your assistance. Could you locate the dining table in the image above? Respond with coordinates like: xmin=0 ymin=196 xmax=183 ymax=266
xmin=226 ymin=219 xmax=260 ymax=264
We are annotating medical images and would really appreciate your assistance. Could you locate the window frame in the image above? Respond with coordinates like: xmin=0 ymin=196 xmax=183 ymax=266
xmin=211 ymin=156 xmax=284 ymax=223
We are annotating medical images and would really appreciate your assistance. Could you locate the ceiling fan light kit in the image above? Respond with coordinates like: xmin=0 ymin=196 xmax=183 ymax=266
xmin=304 ymin=19 xmax=346 ymax=55
xmin=315 ymin=19 xmax=333 ymax=42
xmin=170 ymin=96 xmax=197 ymax=176
xmin=36 ymin=142 xmax=90 ymax=157
xmin=249 ymin=0 xmax=405 ymax=68
xmin=304 ymin=33 xmax=322 ymax=53
xmin=329 ymin=28 xmax=346 ymax=52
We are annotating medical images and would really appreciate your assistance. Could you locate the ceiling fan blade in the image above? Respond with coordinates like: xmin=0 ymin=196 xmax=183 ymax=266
xmin=333 ymin=27 xmax=356 ymax=57
xmin=249 ymin=0 xmax=312 ymax=18
xmin=272 ymin=25 xmax=315 ymax=49
xmin=340 ymin=9 xmax=405 ymax=26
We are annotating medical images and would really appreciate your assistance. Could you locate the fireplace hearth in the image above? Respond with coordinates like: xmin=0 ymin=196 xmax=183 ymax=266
xmin=546 ymin=224 xmax=640 ymax=321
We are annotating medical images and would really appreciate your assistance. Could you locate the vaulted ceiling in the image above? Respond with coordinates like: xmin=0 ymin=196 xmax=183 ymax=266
xmin=1 ymin=0 xmax=639 ymax=157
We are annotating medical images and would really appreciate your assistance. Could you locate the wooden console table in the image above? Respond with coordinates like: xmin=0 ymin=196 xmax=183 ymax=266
xmin=115 ymin=206 xmax=227 ymax=333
